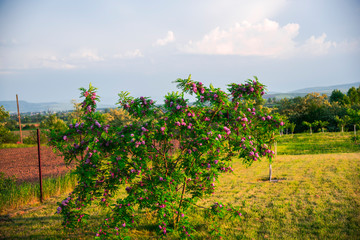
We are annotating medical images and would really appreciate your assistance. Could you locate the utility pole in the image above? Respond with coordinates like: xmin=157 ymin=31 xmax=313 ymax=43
xmin=16 ymin=94 xmax=23 ymax=144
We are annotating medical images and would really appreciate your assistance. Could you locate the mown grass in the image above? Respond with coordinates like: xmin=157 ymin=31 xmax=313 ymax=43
xmin=0 ymin=171 xmax=77 ymax=213
xmin=277 ymin=132 xmax=360 ymax=155
xmin=1 ymin=153 xmax=359 ymax=239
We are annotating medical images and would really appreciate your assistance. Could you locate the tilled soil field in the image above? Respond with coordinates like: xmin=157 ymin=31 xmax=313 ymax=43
xmin=0 ymin=146 xmax=74 ymax=183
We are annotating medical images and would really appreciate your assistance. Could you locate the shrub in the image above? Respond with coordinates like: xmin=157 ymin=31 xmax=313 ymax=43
xmin=48 ymin=77 xmax=282 ymax=238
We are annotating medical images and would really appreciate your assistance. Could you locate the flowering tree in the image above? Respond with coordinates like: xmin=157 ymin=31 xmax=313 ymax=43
xmin=49 ymin=77 xmax=283 ymax=239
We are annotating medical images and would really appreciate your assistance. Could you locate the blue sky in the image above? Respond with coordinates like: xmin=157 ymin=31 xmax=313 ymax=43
xmin=0 ymin=0 xmax=359 ymax=105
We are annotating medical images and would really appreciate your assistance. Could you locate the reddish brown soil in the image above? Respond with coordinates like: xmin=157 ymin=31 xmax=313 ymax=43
xmin=0 ymin=146 xmax=74 ymax=183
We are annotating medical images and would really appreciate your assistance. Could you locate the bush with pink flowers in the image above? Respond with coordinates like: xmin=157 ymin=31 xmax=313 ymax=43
xmin=48 ymin=76 xmax=283 ymax=239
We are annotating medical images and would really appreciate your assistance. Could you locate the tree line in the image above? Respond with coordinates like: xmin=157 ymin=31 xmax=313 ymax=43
xmin=1 ymin=85 xmax=360 ymax=145
xmin=271 ymin=85 xmax=360 ymax=133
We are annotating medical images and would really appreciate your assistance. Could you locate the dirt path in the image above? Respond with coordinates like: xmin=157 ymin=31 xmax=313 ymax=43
xmin=0 ymin=146 xmax=74 ymax=183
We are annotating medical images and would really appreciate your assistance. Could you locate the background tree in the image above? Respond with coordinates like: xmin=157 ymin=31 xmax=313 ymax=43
xmin=335 ymin=115 xmax=351 ymax=132
xmin=277 ymin=93 xmax=330 ymax=133
xmin=347 ymin=108 xmax=360 ymax=143
xmin=314 ymin=120 xmax=329 ymax=133
xmin=302 ymin=121 xmax=314 ymax=134
xmin=40 ymin=114 xmax=67 ymax=131
xmin=347 ymin=87 xmax=360 ymax=105
xmin=0 ymin=105 xmax=18 ymax=144
xmin=68 ymin=99 xmax=84 ymax=122
xmin=105 ymin=108 xmax=135 ymax=128
xmin=288 ymin=122 xmax=296 ymax=134
xmin=330 ymin=89 xmax=350 ymax=105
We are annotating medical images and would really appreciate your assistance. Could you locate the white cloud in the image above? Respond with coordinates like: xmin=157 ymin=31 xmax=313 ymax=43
xmin=300 ymin=33 xmax=336 ymax=55
xmin=113 ymin=49 xmax=143 ymax=59
xmin=36 ymin=55 xmax=77 ymax=69
xmin=155 ymin=31 xmax=175 ymax=46
xmin=181 ymin=19 xmax=299 ymax=57
xmin=69 ymin=49 xmax=104 ymax=62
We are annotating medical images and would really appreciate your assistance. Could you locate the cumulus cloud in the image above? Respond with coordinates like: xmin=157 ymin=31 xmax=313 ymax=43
xmin=155 ymin=31 xmax=175 ymax=46
xmin=113 ymin=49 xmax=144 ymax=59
xmin=181 ymin=19 xmax=343 ymax=57
xmin=181 ymin=19 xmax=299 ymax=57
xmin=300 ymin=33 xmax=337 ymax=55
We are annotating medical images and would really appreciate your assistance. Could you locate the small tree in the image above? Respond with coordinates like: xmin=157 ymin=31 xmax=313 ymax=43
xmin=49 ymin=78 xmax=283 ymax=238
xmin=347 ymin=109 xmax=360 ymax=143
xmin=302 ymin=121 xmax=314 ymax=134
xmin=335 ymin=115 xmax=350 ymax=132
xmin=288 ymin=122 xmax=296 ymax=134
xmin=314 ymin=120 xmax=329 ymax=133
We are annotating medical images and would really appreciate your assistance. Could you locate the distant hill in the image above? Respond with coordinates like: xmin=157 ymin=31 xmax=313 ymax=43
xmin=0 ymin=100 xmax=115 ymax=113
xmin=264 ymin=82 xmax=360 ymax=100
xmin=290 ymin=82 xmax=360 ymax=94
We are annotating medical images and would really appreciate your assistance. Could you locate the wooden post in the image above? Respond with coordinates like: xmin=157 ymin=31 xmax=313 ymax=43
xmin=16 ymin=94 xmax=23 ymax=143
xmin=37 ymin=129 xmax=43 ymax=203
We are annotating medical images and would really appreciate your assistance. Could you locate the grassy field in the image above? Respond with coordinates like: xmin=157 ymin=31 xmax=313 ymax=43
xmin=276 ymin=132 xmax=360 ymax=155
xmin=0 ymin=172 xmax=77 ymax=213
xmin=1 ymin=152 xmax=359 ymax=239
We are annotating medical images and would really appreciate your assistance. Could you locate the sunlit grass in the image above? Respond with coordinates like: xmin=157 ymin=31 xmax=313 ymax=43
xmin=1 ymin=153 xmax=359 ymax=239
xmin=277 ymin=132 xmax=359 ymax=155
xmin=0 ymin=172 xmax=77 ymax=213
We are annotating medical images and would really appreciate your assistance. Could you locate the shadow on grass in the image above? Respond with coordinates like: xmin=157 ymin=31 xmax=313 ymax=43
xmin=0 ymin=214 xmax=102 ymax=239
xmin=257 ymin=177 xmax=287 ymax=182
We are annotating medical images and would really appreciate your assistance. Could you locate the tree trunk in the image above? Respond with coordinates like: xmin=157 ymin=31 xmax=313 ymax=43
xmin=269 ymin=164 xmax=272 ymax=182
xmin=355 ymin=125 xmax=357 ymax=143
